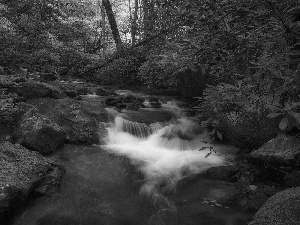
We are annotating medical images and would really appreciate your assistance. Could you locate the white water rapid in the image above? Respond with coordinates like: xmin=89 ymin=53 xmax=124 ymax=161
xmin=104 ymin=101 xmax=229 ymax=195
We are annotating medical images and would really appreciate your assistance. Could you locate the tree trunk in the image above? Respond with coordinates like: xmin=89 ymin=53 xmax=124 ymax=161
xmin=102 ymin=0 xmax=123 ymax=52
xmin=142 ymin=0 xmax=155 ymax=39
xmin=100 ymin=0 xmax=107 ymax=57
xmin=131 ymin=0 xmax=139 ymax=45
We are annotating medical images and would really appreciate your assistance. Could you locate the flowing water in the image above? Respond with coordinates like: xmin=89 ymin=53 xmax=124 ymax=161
xmin=12 ymin=97 xmax=253 ymax=225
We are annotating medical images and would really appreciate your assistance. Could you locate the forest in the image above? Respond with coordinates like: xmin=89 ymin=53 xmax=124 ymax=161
xmin=1 ymin=0 xmax=300 ymax=225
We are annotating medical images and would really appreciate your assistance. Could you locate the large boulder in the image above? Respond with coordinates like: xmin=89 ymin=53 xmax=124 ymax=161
xmin=0 ymin=142 xmax=64 ymax=224
xmin=28 ymin=98 xmax=110 ymax=143
xmin=217 ymin=110 xmax=280 ymax=151
xmin=39 ymin=73 xmax=58 ymax=82
xmin=248 ymin=134 xmax=300 ymax=167
xmin=8 ymin=81 xmax=62 ymax=99
xmin=247 ymin=134 xmax=300 ymax=185
xmin=14 ymin=106 xmax=66 ymax=155
xmin=249 ymin=187 xmax=300 ymax=225
xmin=95 ymin=87 xmax=116 ymax=96
xmin=48 ymin=81 xmax=88 ymax=97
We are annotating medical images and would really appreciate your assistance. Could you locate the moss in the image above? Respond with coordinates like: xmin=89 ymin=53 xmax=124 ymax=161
xmin=249 ymin=187 xmax=300 ymax=225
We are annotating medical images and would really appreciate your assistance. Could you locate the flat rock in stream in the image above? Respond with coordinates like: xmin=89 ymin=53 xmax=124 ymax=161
xmin=0 ymin=142 xmax=64 ymax=224
xmin=119 ymin=108 xmax=174 ymax=125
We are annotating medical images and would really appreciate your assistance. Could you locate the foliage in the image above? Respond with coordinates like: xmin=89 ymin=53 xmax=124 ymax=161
xmin=95 ymin=53 xmax=145 ymax=85
xmin=155 ymin=0 xmax=300 ymax=148
xmin=138 ymin=55 xmax=180 ymax=88
xmin=266 ymin=101 xmax=300 ymax=130
xmin=0 ymin=0 xmax=100 ymax=73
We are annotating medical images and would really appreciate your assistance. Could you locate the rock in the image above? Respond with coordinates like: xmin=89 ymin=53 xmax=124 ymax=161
xmin=284 ymin=172 xmax=300 ymax=188
xmin=0 ymin=124 xmax=13 ymax=143
xmin=0 ymin=186 xmax=26 ymax=224
xmin=115 ymin=102 xmax=127 ymax=111
xmin=14 ymin=107 xmax=66 ymax=155
xmin=147 ymin=97 xmax=161 ymax=108
xmin=123 ymin=94 xmax=140 ymax=103
xmin=245 ymin=192 xmax=269 ymax=212
xmin=217 ymin=110 xmax=280 ymax=151
xmin=206 ymin=165 xmax=235 ymax=180
xmin=40 ymin=73 xmax=58 ymax=81
xmin=0 ymin=66 xmax=6 ymax=75
xmin=34 ymin=167 xmax=65 ymax=195
xmin=119 ymin=108 xmax=174 ymax=125
xmin=105 ymin=95 xmax=145 ymax=110
xmin=8 ymin=81 xmax=62 ymax=99
xmin=36 ymin=214 xmax=80 ymax=225
xmin=51 ymin=92 xmax=68 ymax=99
xmin=27 ymin=98 xmax=110 ymax=143
xmin=127 ymin=100 xmax=143 ymax=111
xmin=105 ymin=96 xmax=121 ymax=106
xmin=248 ymin=134 xmax=300 ymax=167
xmin=57 ymin=82 xmax=88 ymax=97
xmin=95 ymin=87 xmax=116 ymax=96
xmin=0 ymin=142 xmax=64 ymax=224
xmin=249 ymin=187 xmax=300 ymax=225
xmin=64 ymin=89 xmax=77 ymax=97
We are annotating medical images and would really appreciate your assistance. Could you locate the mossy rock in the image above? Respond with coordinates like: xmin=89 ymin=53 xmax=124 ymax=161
xmin=249 ymin=187 xmax=300 ymax=225
xmin=218 ymin=110 xmax=280 ymax=151
xmin=14 ymin=107 xmax=66 ymax=155
xmin=0 ymin=142 xmax=64 ymax=224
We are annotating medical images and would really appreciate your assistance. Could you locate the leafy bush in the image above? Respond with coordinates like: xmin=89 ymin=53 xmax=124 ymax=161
xmin=138 ymin=55 xmax=180 ymax=88
xmin=95 ymin=55 xmax=145 ymax=86
xmin=198 ymin=81 xmax=283 ymax=150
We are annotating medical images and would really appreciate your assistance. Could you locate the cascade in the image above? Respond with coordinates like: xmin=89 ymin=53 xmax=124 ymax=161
xmin=114 ymin=116 xmax=165 ymax=138
xmin=104 ymin=101 xmax=227 ymax=195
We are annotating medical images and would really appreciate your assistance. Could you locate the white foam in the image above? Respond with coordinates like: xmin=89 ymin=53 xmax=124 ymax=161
xmin=104 ymin=116 xmax=226 ymax=195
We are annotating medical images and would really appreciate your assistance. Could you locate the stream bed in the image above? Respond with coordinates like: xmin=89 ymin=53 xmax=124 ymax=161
xmin=12 ymin=95 xmax=254 ymax=225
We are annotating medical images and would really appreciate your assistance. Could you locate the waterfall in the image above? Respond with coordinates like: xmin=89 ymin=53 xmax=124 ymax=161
xmin=104 ymin=102 xmax=228 ymax=195
xmin=114 ymin=116 xmax=165 ymax=138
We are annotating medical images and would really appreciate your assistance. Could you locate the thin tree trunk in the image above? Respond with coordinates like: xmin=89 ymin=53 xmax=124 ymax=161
xmin=129 ymin=0 xmax=132 ymax=21
xmin=142 ymin=0 xmax=149 ymax=38
xmin=100 ymin=0 xmax=107 ymax=57
xmin=131 ymin=0 xmax=139 ymax=45
xmin=102 ymin=0 xmax=123 ymax=52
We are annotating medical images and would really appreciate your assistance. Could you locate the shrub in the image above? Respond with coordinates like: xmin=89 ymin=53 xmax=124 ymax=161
xmin=138 ymin=57 xmax=179 ymax=89
xmin=95 ymin=55 xmax=144 ymax=86
xmin=198 ymin=81 xmax=282 ymax=150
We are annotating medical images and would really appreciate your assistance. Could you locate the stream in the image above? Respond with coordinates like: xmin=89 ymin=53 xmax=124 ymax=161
xmin=12 ymin=93 xmax=253 ymax=225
